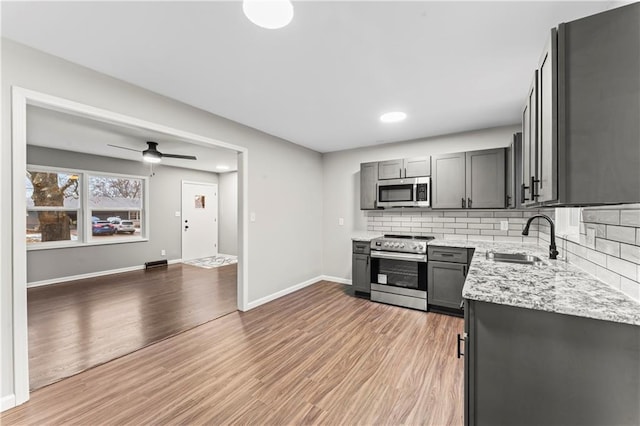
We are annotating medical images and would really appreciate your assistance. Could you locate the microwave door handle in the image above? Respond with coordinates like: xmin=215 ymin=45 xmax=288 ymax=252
xmin=413 ymin=183 xmax=418 ymax=203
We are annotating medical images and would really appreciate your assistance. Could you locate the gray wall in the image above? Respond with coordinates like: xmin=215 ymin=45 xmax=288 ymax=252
xmin=26 ymin=145 xmax=219 ymax=283
xmin=218 ymin=172 xmax=238 ymax=256
xmin=321 ymin=125 xmax=519 ymax=280
xmin=2 ymin=39 xmax=323 ymax=400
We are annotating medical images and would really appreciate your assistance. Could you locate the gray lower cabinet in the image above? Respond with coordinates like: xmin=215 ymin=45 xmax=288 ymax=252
xmin=360 ymin=161 xmax=378 ymax=210
xmin=352 ymin=241 xmax=371 ymax=294
xmin=464 ymin=300 xmax=640 ymax=426
xmin=427 ymin=246 xmax=470 ymax=311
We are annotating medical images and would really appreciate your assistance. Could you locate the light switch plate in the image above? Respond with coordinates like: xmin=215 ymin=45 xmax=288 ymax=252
xmin=339 ymin=217 xmax=344 ymax=226
xmin=175 ymin=211 xmax=181 ymax=217
xmin=500 ymin=220 xmax=509 ymax=231
xmin=250 ymin=212 xmax=256 ymax=222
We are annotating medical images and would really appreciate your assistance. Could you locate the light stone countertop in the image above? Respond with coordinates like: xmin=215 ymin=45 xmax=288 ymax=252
xmin=428 ymin=239 xmax=640 ymax=326
xmin=351 ymin=233 xmax=382 ymax=242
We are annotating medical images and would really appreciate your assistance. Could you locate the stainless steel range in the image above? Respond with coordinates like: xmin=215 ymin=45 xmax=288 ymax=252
xmin=369 ymin=234 xmax=434 ymax=311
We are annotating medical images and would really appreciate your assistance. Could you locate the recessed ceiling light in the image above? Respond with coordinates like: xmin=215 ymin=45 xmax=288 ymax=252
xmin=216 ymin=165 xmax=230 ymax=171
xmin=243 ymin=0 xmax=294 ymax=30
xmin=380 ymin=111 xmax=407 ymax=123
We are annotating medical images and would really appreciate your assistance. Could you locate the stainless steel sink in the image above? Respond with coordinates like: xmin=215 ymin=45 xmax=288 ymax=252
xmin=486 ymin=252 xmax=546 ymax=266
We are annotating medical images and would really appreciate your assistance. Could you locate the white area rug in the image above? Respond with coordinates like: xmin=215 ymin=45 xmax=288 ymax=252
xmin=183 ymin=254 xmax=238 ymax=269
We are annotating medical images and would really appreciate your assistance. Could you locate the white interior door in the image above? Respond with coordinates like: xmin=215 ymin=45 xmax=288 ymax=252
xmin=181 ymin=181 xmax=218 ymax=261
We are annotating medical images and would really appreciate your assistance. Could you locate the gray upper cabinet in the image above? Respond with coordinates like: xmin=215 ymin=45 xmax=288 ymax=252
xmin=378 ymin=159 xmax=404 ymax=180
xmin=432 ymin=152 xmax=466 ymax=209
xmin=378 ymin=157 xmax=431 ymax=180
xmin=506 ymin=133 xmax=522 ymax=209
xmin=360 ymin=161 xmax=378 ymax=210
xmin=521 ymin=3 xmax=640 ymax=206
xmin=521 ymin=72 xmax=537 ymax=207
xmin=536 ymin=28 xmax=557 ymax=204
xmin=404 ymin=157 xmax=431 ymax=178
xmin=432 ymin=150 xmax=506 ymax=209
xmin=466 ymin=149 xmax=506 ymax=209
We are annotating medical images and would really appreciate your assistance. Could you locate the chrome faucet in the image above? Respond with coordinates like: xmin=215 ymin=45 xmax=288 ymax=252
xmin=521 ymin=214 xmax=559 ymax=260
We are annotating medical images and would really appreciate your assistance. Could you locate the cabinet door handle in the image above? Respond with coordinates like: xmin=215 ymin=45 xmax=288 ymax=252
xmin=462 ymin=265 xmax=467 ymax=276
xmin=467 ymin=198 xmax=472 ymax=209
xmin=530 ymin=176 xmax=540 ymax=199
xmin=521 ymin=183 xmax=529 ymax=203
xmin=366 ymin=256 xmax=369 ymax=266
xmin=461 ymin=198 xmax=466 ymax=209
xmin=457 ymin=333 xmax=466 ymax=358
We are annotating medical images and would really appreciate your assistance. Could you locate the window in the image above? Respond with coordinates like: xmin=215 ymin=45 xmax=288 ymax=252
xmin=26 ymin=166 xmax=148 ymax=249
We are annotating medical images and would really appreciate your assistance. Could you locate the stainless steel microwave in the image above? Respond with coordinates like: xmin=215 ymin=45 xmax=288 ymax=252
xmin=377 ymin=177 xmax=430 ymax=208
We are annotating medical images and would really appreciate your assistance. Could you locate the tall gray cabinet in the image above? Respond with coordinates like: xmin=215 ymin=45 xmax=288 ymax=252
xmin=360 ymin=162 xmax=378 ymax=210
xmin=432 ymin=149 xmax=506 ymax=209
xmin=522 ymin=3 xmax=640 ymax=206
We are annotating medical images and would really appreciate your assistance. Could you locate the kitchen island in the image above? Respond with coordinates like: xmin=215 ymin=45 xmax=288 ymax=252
xmin=433 ymin=239 xmax=640 ymax=426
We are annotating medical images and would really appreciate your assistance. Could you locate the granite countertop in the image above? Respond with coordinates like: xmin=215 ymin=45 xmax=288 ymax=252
xmin=428 ymin=239 xmax=640 ymax=326
xmin=351 ymin=233 xmax=382 ymax=242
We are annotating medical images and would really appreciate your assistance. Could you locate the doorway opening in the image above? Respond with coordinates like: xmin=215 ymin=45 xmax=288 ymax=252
xmin=11 ymin=87 xmax=249 ymax=403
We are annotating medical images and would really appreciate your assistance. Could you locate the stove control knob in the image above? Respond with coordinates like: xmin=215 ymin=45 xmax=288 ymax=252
xmin=400 ymin=243 xmax=405 ymax=248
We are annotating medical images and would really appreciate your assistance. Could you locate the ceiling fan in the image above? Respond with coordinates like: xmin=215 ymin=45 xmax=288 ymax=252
xmin=108 ymin=141 xmax=197 ymax=163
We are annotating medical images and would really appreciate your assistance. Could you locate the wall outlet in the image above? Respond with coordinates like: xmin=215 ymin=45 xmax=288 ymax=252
xmin=338 ymin=217 xmax=344 ymax=226
xmin=250 ymin=212 xmax=256 ymax=222
xmin=161 ymin=249 xmax=166 ymax=256
xmin=500 ymin=220 xmax=509 ymax=231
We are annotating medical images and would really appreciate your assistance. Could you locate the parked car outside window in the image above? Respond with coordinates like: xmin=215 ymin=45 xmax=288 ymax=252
xmin=92 ymin=220 xmax=116 ymax=236
xmin=110 ymin=218 xmax=136 ymax=234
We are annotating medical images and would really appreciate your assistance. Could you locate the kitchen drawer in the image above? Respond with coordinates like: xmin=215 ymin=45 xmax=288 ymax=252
xmin=352 ymin=241 xmax=371 ymax=255
xmin=428 ymin=246 xmax=468 ymax=263
xmin=371 ymin=290 xmax=427 ymax=311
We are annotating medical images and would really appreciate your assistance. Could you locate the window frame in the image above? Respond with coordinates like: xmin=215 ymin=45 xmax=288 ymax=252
xmin=26 ymin=164 xmax=149 ymax=250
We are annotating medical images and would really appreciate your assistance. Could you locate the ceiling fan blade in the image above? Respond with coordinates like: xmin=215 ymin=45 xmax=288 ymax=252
xmin=108 ymin=144 xmax=142 ymax=152
xmin=161 ymin=153 xmax=198 ymax=160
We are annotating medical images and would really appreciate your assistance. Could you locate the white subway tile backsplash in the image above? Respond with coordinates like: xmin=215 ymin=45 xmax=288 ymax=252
xmin=595 ymin=266 xmax=621 ymax=290
xmin=595 ymin=238 xmax=620 ymax=257
xmin=607 ymin=256 xmax=637 ymax=280
xmin=468 ymin=223 xmax=494 ymax=230
xmin=449 ymin=223 xmax=468 ymax=229
xmin=433 ymin=217 xmax=456 ymax=223
xmin=494 ymin=211 xmax=524 ymax=218
xmin=637 ymin=228 xmax=640 ymax=244
xmin=582 ymin=209 xmax=620 ymax=225
xmin=444 ymin=211 xmax=468 ymax=217
xmin=443 ymin=234 xmax=466 ymax=241
xmin=455 ymin=229 xmax=481 ymax=235
xmin=468 ymin=211 xmax=494 ymax=218
xmin=481 ymin=229 xmax=508 ymax=236
xmin=606 ymin=225 xmax=636 ymax=244
xmin=620 ymin=243 xmax=640 ymax=264
xmin=471 ymin=235 xmax=495 ymax=241
xmin=456 ymin=217 xmax=482 ymax=223
xmin=620 ymin=210 xmax=640 ymax=227
xmin=586 ymin=249 xmax=607 ymax=267
xmin=620 ymin=277 xmax=640 ymax=301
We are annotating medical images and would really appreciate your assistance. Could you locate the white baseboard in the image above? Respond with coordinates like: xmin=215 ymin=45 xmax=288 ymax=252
xmin=27 ymin=258 xmax=183 ymax=288
xmin=247 ymin=276 xmax=323 ymax=310
xmin=320 ymin=275 xmax=352 ymax=285
xmin=1 ymin=394 xmax=16 ymax=412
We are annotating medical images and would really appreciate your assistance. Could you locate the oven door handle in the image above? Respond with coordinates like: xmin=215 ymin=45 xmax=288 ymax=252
xmin=370 ymin=251 xmax=427 ymax=263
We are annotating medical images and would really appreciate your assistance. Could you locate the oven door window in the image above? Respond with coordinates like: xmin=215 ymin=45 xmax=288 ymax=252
xmin=377 ymin=258 xmax=419 ymax=289
xmin=379 ymin=185 xmax=413 ymax=203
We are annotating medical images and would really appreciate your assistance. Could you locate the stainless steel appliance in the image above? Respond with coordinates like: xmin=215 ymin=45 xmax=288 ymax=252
xmin=369 ymin=234 xmax=434 ymax=311
xmin=377 ymin=177 xmax=430 ymax=208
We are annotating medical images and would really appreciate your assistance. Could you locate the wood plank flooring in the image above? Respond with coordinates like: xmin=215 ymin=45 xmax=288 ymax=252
xmin=4 ymin=281 xmax=464 ymax=425
xmin=27 ymin=263 xmax=237 ymax=390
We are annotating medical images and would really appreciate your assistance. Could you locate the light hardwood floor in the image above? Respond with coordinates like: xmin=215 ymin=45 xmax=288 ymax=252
xmin=27 ymin=263 xmax=237 ymax=390
xmin=4 ymin=281 xmax=464 ymax=425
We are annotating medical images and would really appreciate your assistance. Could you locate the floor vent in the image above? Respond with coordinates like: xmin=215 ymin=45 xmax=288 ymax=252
xmin=145 ymin=259 xmax=168 ymax=270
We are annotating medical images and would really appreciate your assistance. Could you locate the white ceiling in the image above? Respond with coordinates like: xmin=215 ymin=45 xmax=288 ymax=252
xmin=2 ymin=1 xmax=613 ymax=153
xmin=27 ymin=106 xmax=239 ymax=173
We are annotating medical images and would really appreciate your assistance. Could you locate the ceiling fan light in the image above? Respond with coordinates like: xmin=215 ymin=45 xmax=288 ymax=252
xmin=243 ymin=0 xmax=294 ymax=29
xmin=143 ymin=151 xmax=162 ymax=163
